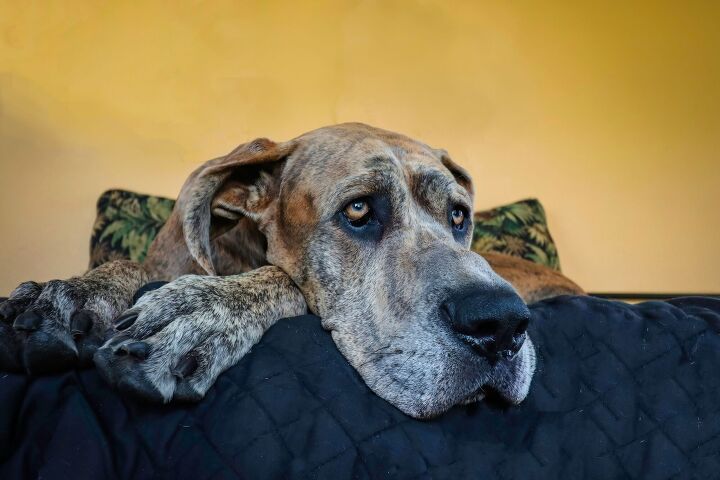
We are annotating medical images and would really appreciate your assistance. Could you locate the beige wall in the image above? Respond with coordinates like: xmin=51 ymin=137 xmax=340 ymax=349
xmin=1 ymin=0 xmax=719 ymax=295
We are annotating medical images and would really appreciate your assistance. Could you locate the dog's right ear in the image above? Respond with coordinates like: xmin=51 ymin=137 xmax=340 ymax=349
xmin=177 ymin=138 xmax=296 ymax=275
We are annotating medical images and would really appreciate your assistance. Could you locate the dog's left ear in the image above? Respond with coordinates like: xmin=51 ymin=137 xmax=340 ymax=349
xmin=177 ymin=138 xmax=296 ymax=275
xmin=436 ymin=149 xmax=474 ymax=197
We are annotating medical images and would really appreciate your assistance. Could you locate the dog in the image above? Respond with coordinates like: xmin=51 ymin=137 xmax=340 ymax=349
xmin=0 ymin=123 xmax=583 ymax=418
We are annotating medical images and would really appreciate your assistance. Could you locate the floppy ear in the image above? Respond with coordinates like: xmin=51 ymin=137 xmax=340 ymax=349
xmin=176 ymin=138 xmax=296 ymax=275
xmin=437 ymin=149 xmax=474 ymax=197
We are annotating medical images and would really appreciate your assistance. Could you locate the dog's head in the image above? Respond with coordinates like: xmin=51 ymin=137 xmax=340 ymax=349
xmin=183 ymin=123 xmax=535 ymax=418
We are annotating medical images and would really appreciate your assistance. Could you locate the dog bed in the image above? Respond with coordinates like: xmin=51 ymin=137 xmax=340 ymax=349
xmin=1 ymin=295 xmax=719 ymax=479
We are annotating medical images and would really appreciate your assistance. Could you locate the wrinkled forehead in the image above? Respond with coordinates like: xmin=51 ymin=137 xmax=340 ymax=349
xmin=285 ymin=123 xmax=470 ymax=212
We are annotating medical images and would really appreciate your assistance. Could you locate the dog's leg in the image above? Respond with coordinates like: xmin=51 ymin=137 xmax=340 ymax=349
xmin=0 ymin=260 xmax=148 ymax=373
xmin=93 ymin=266 xmax=306 ymax=402
xmin=482 ymin=252 xmax=585 ymax=304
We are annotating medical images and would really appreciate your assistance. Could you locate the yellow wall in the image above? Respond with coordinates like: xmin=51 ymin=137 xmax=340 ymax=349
xmin=1 ymin=0 xmax=719 ymax=294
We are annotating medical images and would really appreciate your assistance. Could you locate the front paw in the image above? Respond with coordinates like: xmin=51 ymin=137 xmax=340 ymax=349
xmin=0 ymin=279 xmax=122 ymax=373
xmin=94 ymin=276 xmax=253 ymax=403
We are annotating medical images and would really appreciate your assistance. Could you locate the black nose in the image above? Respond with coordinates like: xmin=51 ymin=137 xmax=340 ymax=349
xmin=442 ymin=287 xmax=530 ymax=363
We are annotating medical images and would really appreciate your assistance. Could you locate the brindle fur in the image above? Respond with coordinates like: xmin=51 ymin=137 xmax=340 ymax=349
xmin=0 ymin=123 xmax=583 ymax=418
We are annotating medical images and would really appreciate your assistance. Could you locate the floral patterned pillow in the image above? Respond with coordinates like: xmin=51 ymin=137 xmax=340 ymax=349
xmin=471 ymin=198 xmax=561 ymax=271
xmin=90 ymin=191 xmax=561 ymax=271
xmin=90 ymin=190 xmax=175 ymax=268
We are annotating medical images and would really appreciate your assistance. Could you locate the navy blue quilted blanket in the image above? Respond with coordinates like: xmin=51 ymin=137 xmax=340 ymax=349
xmin=1 ymin=296 xmax=719 ymax=479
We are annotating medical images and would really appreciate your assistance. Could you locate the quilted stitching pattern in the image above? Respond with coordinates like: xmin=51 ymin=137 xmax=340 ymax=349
xmin=1 ymin=296 xmax=719 ymax=479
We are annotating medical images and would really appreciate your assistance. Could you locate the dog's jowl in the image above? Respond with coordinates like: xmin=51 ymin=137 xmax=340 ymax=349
xmin=0 ymin=123 xmax=582 ymax=418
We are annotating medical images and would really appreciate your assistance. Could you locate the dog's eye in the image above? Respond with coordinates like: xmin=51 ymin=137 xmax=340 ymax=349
xmin=451 ymin=207 xmax=466 ymax=230
xmin=343 ymin=199 xmax=371 ymax=226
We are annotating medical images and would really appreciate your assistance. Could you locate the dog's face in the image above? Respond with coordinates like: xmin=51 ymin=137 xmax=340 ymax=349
xmin=262 ymin=124 xmax=535 ymax=418
xmin=191 ymin=123 xmax=535 ymax=418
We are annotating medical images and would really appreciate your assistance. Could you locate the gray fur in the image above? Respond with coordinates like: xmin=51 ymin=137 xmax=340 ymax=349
xmin=94 ymin=266 xmax=306 ymax=402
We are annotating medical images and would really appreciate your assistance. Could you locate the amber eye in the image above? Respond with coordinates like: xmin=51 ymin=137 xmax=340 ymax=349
xmin=344 ymin=200 xmax=370 ymax=223
xmin=451 ymin=207 xmax=466 ymax=229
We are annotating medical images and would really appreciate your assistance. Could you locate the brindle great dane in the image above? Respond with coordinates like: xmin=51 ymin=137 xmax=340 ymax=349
xmin=0 ymin=123 xmax=582 ymax=418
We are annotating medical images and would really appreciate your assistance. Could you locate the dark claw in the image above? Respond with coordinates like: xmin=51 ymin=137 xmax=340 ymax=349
xmin=70 ymin=310 xmax=94 ymax=339
xmin=0 ymin=302 xmax=18 ymax=323
xmin=171 ymin=354 xmax=198 ymax=379
xmin=13 ymin=311 xmax=42 ymax=332
xmin=114 ymin=312 xmax=138 ymax=331
xmin=118 ymin=341 xmax=151 ymax=360
xmin=132 ymin=281 xmax=169 ymax=305
xmin=105 ymin=333 xmax=132 ymax=350
xmin=23 ymin=330 xmax=78 ymax=374
xmin=94 ymin=345 xmax=164 ymax=403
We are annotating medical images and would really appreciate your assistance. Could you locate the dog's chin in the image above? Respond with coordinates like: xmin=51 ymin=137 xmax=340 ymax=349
xmin=339 ymin=331 xmax=537 ymax=420
xmin=461 ymin=337 xmax=537 ymax=407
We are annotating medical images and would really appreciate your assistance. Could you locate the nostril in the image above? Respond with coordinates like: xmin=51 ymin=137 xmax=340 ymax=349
xmin=514 ymin=318 xmax=529 ymax=338
xmin=454 ymin=319 xmax=501 ymax=359
xmin=469 ymin=319 xmax=499 ymax=338
xmin=497 ymin=318 xmax=530 ymax=361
